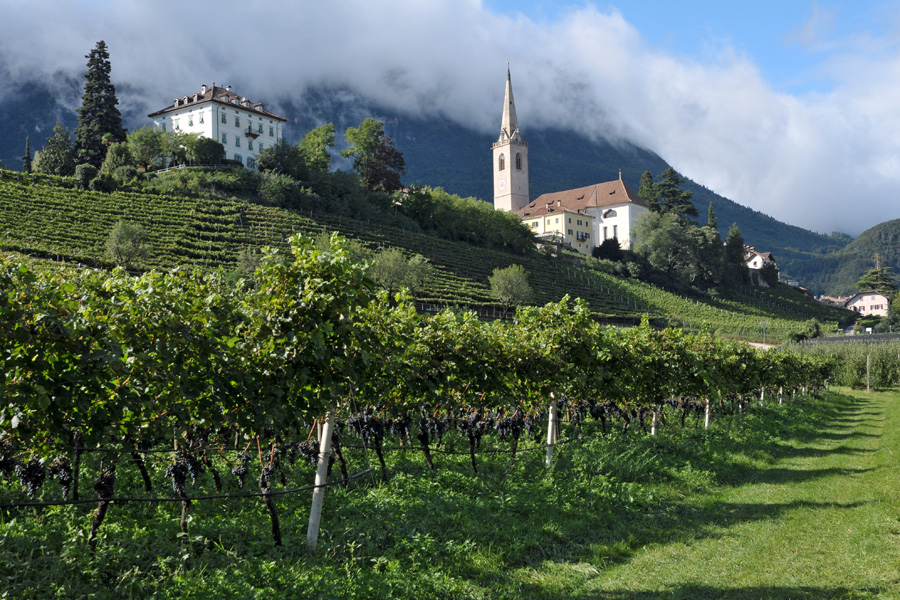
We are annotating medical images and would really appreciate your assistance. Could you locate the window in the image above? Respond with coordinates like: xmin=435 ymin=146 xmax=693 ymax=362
xmin=173 ymin=119 xmax=180 ymax=130
xmin=269 ymin=125 xmax=274 ymax=136
xmin=235 ymin=116 xmax=240 ymax=127
xmin=221 ymin=112 xmax=227 ymax=124
xmin=222 ymin=133 xmax=227 ymax=144
xmin=235 ymin=137 xmax=240 ymax=148
xmin=188 ymin=116 xmax=193 ymax=126
xmin=161 ymin=123 xmax=167 ymax=132
xmin=585 ymin=232 xmax=590 ymax=239
xmin=568 ymin=217 xmax=571 ymax=223
xmin=247 ymin=157 xmax=257 ymax=169
xmin=499 ymin=154 xmax=505 ymax=171
xmin=258 ymin=123 xmax=263 ymax=134
xmin=234 ymin=154 xmax=243 ymax=165
xmin=258 ymin=143 xmax=264 ymax=152
xmin=515 ymin=153 xmax=521 ymax=169
xmin=603 ymin=227 xmax=608 ymax=240
xmin=577 ymin=219 xmax=582 ymax=226
xmin=199 ymin=114 xmax=204 ymax=124
xmin=248 ymin=140 xmax=253 ymax=151
xmin=555 ymin=217 xmax=559 ymax=224
xmin=613 ymin=225 xmax=618 ymax=238
xmin=531 ymin=222 xmax=538 ymax=228
xmin=568 ymin=229 xmax=573 ymax=235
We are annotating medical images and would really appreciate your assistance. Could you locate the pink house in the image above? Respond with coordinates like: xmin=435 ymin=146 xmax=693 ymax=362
xmin=844 ymin=290 xmax=890 ymax=317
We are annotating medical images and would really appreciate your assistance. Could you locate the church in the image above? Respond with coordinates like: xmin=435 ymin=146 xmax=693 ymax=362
xmin=492 ymin=69 xmax=649 ymax=255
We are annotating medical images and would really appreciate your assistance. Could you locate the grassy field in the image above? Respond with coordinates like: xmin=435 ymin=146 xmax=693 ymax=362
xmin=3 ymin=389 xmax=899 ymax=599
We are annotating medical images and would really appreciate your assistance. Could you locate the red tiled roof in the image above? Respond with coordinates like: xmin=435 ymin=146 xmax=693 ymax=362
xmin=148 ymin=85 xmax=287 ymax=122
xmin=517 ymin=179 xmax=648 ymax=217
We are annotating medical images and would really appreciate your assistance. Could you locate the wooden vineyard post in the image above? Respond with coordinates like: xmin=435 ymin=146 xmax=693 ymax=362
xmin=651 ymin=406 xmax=659 ymax=436
xmin=545 ymin=402 xmax=558 ymax=467
xmin=704 ymin=396 xmax=712 ymax=430
xmin=867 ymin=354 xmax=871 ymax=393
xmin=307 ymin=407 xmax=336 ymax=553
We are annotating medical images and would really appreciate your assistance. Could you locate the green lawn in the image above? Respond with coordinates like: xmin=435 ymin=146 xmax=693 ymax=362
xmin=2 ymin=390 xmax=900 ymax=599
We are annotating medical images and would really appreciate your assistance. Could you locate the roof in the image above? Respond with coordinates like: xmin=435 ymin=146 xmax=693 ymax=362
xmin=844 ymin=290 xmax=890 ymax=307
xmin=743 ymin=245 xmax=776 ymax=264
xmin=519 ymin=205 xmax=594 ymax=219
xmin=518 ymin=178 xmax=648 ymax=218
xmin=148 ymin=84 xmax=287 ymax=122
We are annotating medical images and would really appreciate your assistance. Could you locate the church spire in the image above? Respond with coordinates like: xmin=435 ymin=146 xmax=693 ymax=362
xmin=500 ymin=65 xmax=521 ymax=142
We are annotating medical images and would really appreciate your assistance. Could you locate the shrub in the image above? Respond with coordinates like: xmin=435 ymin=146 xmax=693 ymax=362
xmin=74 ymin=164 xmax=98 ymax=190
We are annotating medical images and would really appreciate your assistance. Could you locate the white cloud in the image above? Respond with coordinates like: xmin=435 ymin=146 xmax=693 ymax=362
xmin=1 ymin=0 xmax=898 ymax=234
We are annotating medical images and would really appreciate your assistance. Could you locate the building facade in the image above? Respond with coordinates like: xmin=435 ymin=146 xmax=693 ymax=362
xmin=492 ymin=68 xmax=529 ymax=212
xmin=519 ymin=205 xmax=595 ymax=255
xmin=844 ymin=291 xmax=890 ymax=317
xmin=148 ymin=84 xmax=287 ymax=169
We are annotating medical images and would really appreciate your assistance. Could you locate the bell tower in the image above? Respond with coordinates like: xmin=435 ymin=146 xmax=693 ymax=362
xmin=493 ymin=66 xmax=529 ymax=212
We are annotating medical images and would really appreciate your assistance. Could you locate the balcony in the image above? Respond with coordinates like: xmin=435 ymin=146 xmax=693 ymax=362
xmin=244 ymin=126 xmax=260 ymax=139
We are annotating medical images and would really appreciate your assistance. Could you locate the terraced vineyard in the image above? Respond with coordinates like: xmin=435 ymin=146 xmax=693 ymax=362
xmin=0 ymin=169 xmax=851 ymax=341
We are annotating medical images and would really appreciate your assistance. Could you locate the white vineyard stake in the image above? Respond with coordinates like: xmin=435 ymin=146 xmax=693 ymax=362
xmin=307 ymin=408 xmax=336 ymax=553
xmin=545 ymin=402 xmax=558 ymax=467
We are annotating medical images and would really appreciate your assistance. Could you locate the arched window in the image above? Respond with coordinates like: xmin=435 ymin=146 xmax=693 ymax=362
xmin=603 ymin=209 xmax=618 ymax=218
xmin=515 ymin=153 xmax=522 ymax=170
xmin=499 ymin=154 xmax=505 ymax=171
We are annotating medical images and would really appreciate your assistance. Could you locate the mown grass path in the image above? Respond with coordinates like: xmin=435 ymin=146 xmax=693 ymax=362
xmin=578 ymin=389 xmax=900 ymax=599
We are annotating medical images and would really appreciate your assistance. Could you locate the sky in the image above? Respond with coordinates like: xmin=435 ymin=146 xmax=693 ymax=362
xmin=2 ymin=0 xmax=900 ymax=236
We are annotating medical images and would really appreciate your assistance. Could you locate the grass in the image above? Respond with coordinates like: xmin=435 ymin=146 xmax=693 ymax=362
xmin=2 ymin=390 xmax=899 ymax=598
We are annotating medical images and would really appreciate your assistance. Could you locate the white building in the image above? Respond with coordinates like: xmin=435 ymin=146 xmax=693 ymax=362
xmin=844 ymin=291 xmax=890 ymax=317
xmin=492 ymin=68 xmax=529 ymax=212
xmin=148 ymin=84 xmax=287 ymax=169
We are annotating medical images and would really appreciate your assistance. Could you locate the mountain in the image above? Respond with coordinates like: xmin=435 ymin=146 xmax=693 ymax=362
xmin=0 ymin=82 xmax=854 ymax=294
xmin=784 ymin=219 xmax=900 ymax=296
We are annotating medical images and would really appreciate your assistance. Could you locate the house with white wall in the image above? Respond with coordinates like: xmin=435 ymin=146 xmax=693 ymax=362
xmin=844 ymin=290 xmax=890 ymax=317
xmin=148 ymin=84 xmax=286 ymax=170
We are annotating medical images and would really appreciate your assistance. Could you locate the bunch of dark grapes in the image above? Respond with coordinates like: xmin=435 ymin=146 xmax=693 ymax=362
xmin=260 ymin=465 xmax=276 ymax=487
xmin=0 ymin=442 xmax=18 ymax=481
xmin=94 ymin=465 xmax=116 ymax=499
xmin=297 ymin=441 xmax=320 ymax=467
xmin=165 ymin=459 xmax=188 ymax=494
xmin=347 ymin=411 xmax=385 ymax=447
xmin=15 ymin=458 xmax=45 ymax=500
xmin=47 ymin=456 xmax=73 ymax=500
xmin=180 ymin=452 xmax=205 ymax=485
xmin=460 ymin=411 xmax=493 ymax=447
xmin=418 ymin=414 xmax=446 ymax=444
xmin=231 ymin=452 xmax=251 ymax=488
xmin=495 ymin=412 xmax=524 ymax=440
xmin=386 ymin=415 xmax=411 ymax=440
xmin=265 ymin=444 xmax=284 ymax=469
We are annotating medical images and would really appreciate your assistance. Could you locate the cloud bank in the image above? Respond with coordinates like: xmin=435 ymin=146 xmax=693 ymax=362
xmin=1 ymin=0 xmax=898 ymax=235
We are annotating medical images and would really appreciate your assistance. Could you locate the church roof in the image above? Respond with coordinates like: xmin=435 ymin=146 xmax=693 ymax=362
xmin=498 ymin=67 xmax=522 ymax=143
xmin=148 ymin=84 xmax=287 ymax=122
xmin=519 ymin=178 xmax=648 ymax=217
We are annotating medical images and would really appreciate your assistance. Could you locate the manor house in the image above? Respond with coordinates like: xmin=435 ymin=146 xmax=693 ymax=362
xmin=148 ymin=84 xmax=287 ymax=170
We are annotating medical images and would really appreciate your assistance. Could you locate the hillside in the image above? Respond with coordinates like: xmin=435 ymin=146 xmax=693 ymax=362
xmin=0 ymin=170 xmax=852 ymax=342
xmin=0 ymin=82 xmax=853 ymax=294
xmin=784 ymin=219 xmax=900 ymax=296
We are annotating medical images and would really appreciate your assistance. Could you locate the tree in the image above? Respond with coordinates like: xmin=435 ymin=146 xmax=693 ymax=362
xmin=21 ymin=137 xmax=32 ymax=173
xmin=856 ymin=267 xmax=898 ymax=296
xmin=651 ymin=168 xmax=697 ymax=219
xmin=105 ymin=220 xmax=150 ymax=268
xmin=186 ymin=136 xmax=225 ymax=165
xmin=638 ymin=170 xmax=655 ymax=206
xmin=369 ymin=248 xmax=433 ymax=297
xmin=724 ymin=222 xmax=750 ymax=285
xmin=706 ymin=202 xmax=718 ymax=231
xmin=100 ymin=142 xmax=134 ymax=174
xmin=257 ymin=138 xmax=306 ymax=180
xmin=74 ymin=41 xmax=126 ymax=168
xmin=35 ymin=122 xmax=75 ymax=176
xmin=127 ymin=126 xmax=166 ymax=171
xmin=489 ymin=264 xmax=534 ymax=317
xmin=75 ymin=164 xmax=98 ymax=190
xmin=342 ymin=118 xmax=405 ymax=192
xmin=299 ymin=123 xmax=335 ymax=173
xmin=592 ymin=237 xmax=623 ymax=261
xmin=632 ymin=211 xmax=697 ymax=282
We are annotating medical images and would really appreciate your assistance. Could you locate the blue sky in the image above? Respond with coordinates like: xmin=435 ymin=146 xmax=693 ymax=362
xmin=486 ymin=0 xmax=900 ymax=94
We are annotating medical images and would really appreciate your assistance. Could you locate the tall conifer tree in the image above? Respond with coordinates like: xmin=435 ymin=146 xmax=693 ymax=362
xmin=21 ymin=137 xmax=32 ymax=173
xmin=74 ymin=41 xmax=126 ymax=168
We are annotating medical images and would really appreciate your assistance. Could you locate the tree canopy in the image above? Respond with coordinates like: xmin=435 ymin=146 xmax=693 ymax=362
xmin=35 ymin=122 xmax=76 ymax=176
xmin=342 ymin=118 xmax=405 ymax=192
xmin=299 ymin=123 xmax=335 ymax=174
xmin=640 ymin=167 xmax=697 ymax=220
xmin=74 ymin=41 xmax=126 ymax=168
xmin=856 ymin=266 xmax=898 ymax=295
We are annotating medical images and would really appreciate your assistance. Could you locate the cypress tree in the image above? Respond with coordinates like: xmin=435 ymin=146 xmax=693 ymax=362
xmin=706 ymin=201 xmax=717 ymax=231
xmin=21 ymin=137 xmax=32 ymax=173
xmin=74 ymin=41 xmax=126 ymax=169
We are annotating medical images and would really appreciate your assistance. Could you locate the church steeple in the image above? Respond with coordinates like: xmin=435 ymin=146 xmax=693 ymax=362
xmin=500 ymin=66 xmax=521 ymax=143
xmin=493 ymin=66 xmax=529 ymax=212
